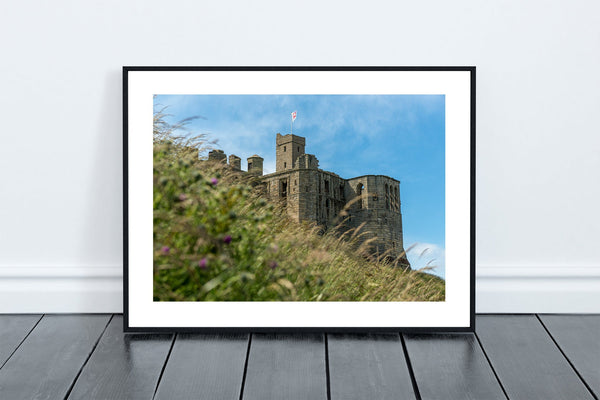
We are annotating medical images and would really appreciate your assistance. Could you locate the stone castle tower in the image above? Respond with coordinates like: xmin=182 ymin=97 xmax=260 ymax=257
xmin=211 ymin=133 xmax=409 ymax=267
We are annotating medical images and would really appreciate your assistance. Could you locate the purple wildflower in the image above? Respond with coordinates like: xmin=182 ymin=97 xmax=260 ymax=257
xmin=161 ymin=246 xmax=170 ymax=255
xmin=211 ymin=178 xmax=218 ymax=185
xmin=223 ymin=235 xmax=232 ymax=244
xmin=268 ymin=261 xmax=278 ymax=270
xmin=198 ymin=258 xmax=207 ymax=269
xmin=178 ymin=193 xmax=187 ymax=201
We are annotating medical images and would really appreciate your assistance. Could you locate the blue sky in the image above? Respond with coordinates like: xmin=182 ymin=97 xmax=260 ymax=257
xmin=155 ymin=94 xmax=446 ymax=279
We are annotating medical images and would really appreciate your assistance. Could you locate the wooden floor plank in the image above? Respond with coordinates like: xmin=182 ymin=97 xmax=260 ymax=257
xmin=538 ymin=314 xmax=600 ymax=398
xmin=66 ymin=315 xmax=173 ymax=400
xmin=242 ymin=333 xmax=327 ymax=400
xmin=404 ymin=333 xmax=506 ymax=400
xmin=154 ymin=333 xmax=248 ymax=400
xmin=0 ymin=314 xmax=41 ymax=368
xmin=328 ymin=333 xmax=416 ymax=400
xmin=0 ymin=314 xmax=110 ymax=400
xmin=476 ymin=315 xmax=594 ymax=400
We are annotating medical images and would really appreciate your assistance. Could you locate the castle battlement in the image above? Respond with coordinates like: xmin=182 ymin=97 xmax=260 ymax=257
xmin=207 ymin=133 xmax=409 ymax=267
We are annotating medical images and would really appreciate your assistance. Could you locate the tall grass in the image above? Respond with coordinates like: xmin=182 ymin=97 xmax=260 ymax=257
xmin=153 ymin=138 xmax=444 ymax=302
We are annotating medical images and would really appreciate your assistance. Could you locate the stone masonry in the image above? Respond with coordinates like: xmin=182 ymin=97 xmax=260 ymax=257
xmin=212 ymin=133 xmax=410 ymax=267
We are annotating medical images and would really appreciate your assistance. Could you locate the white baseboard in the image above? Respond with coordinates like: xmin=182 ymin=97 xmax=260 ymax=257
xmin=476 ymin=266 xmax=600 ymax=313
xmin=0 ymin=266 xmax=123 ymax=313
xmin=1 ymin=265 xmax=599 ymax=313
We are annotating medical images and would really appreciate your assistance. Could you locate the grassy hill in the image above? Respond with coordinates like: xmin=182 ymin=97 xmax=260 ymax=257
xmin=153 ymin=139 xmax=445 ymax=302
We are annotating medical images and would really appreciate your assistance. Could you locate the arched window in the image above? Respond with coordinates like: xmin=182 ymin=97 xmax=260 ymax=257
xmin=394 ymin=186 xmax=399 ymax=211
xmin=356 ymin=183 xmax=364 ymax=209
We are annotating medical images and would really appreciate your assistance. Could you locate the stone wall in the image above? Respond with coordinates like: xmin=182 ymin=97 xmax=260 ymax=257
xmin=344 ymin=175 xmax=406 ymax=262
xmin=208 ymin=149 xmax=227 ymax=163
xmin=228 ymin=154 xmax=241 ymax=170
xmin=263 ymin=166 xmax=346 ymax=229
xmin=263 ymin=171 xmax=406 ymax=263
xmin=275 ymin=133 xmax=305 ymax=172
xmin=247 ymin=155 xmax=264 ymax=175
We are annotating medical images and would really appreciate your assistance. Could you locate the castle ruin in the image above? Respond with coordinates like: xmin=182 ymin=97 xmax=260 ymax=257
xmin=208 ymin=133 xmax=410 ymax=267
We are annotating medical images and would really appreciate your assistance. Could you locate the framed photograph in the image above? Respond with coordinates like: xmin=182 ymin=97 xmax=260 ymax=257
xmin=123 ymin=67 xmax=475 ymax=332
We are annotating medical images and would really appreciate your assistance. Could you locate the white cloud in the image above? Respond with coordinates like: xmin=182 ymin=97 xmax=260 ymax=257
xmin=406 ymin=242 xmax=445 ymax=279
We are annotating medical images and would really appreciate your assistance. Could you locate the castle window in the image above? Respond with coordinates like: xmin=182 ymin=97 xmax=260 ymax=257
xmin=372 ymin=194 xmax=378 ymax=202
xmin=324 ymin=180 xmax=329 ymax=194
xmin=284 ymin=162 xmax=287 ymax=168
xmin=294 ymin=180 xmax=297 ymax=185
xmin=284 ymin=146 xmax=286 ymax=152
xmin=297 ymin=146 xmax=300 ymax=152
xmin=305 ymin=186 xmax=309 ymax=192
xmin=279 ymin=179 xmax=288 ymax=202
xmin=357 ymin=183 xmax=364 ymax=209
xmin=248 ymin=162 xmax=253 ymax=169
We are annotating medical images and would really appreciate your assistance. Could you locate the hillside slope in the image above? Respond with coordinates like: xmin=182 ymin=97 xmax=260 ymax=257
xmin=153 ymin=140 xmax=445 ymax=302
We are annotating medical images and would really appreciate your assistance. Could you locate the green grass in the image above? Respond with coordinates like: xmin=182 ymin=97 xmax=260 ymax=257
xmin=153 ymin=139 xmax=445 ymax=302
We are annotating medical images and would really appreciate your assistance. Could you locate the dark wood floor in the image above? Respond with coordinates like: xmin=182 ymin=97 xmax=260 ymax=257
xmin=0 ymin=315 xmax=597 ymax=400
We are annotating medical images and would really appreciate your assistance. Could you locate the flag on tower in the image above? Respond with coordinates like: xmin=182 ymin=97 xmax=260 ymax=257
xmin=291 ymin=111 xmax=297 ymax=122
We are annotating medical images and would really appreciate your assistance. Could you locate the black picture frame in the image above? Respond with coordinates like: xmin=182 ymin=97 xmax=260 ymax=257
xmin=123 ymin=66 xmax=475 ymax=333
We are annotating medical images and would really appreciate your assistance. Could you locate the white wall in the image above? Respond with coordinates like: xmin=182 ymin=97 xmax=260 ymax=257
xmin=1 ymin=0 xmax=598 ymax=313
